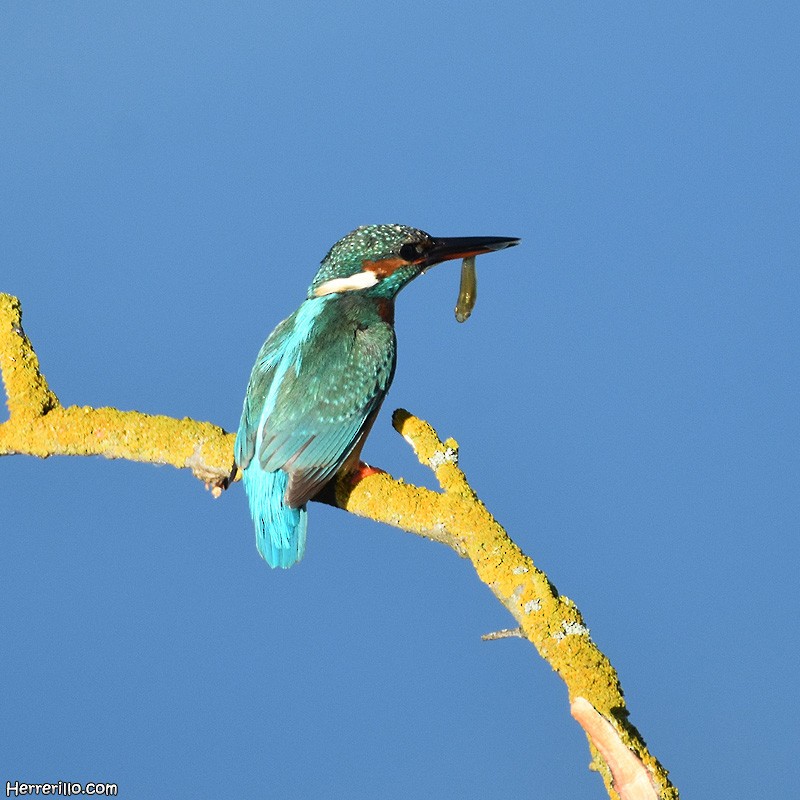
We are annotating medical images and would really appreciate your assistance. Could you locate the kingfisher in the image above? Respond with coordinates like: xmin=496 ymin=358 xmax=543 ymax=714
xmin=235 ymin=224 xmax=519 ymax=568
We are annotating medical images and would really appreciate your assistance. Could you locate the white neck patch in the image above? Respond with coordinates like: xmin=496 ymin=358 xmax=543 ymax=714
xmin=313 ymin=271 xmax=380 ymax=297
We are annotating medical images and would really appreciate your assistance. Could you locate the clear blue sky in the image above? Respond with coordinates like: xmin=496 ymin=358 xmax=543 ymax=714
xmin=2 ymin=3 xmax=797 ymax=798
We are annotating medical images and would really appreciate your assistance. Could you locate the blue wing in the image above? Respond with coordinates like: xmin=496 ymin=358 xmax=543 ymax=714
xmin=236 ymin=296 xmax=396 ymax=508
xmin=235 ymin=311 xmax=300 ymax=473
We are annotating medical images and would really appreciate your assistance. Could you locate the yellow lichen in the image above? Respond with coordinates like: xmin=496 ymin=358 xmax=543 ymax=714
xmin=0 ymin=293 xmax=679 ymax=800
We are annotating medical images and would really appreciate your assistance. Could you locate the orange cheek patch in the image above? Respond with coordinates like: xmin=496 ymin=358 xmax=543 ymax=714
xmin=363 ymin=257 xmax=408 ymax=278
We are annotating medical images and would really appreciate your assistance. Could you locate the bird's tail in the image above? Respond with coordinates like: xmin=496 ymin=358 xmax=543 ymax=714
xmin=242 ymin=464 xmax=307 ymax=569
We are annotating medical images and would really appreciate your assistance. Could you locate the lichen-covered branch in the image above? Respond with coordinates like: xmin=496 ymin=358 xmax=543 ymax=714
xmin=347 ymin=412 xmax=672 ymax=800
xmin=0 ymin=293 xmax=678 ymax=800
xmin=0 ymin=294 xmax=234 ymax=488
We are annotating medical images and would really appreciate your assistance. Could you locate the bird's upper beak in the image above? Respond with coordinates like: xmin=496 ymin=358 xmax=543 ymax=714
xmin=423 ymin=235 xmax=520 ymax=267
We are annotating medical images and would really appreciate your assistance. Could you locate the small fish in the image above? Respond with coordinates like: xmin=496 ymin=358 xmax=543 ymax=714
xmin=455 ymin=255 xmax=477 ymax=323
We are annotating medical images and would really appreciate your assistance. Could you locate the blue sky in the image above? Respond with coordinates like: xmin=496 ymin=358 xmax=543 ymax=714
xmin=2 ymin=3 xmax=798 ymax=798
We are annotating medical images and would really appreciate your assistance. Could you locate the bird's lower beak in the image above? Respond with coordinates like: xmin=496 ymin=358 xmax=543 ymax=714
xmin=424 ymin=235 xmax=520 ymax=267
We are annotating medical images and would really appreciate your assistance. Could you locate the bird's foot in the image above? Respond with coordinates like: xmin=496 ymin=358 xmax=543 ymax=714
xmin=350 ymin=461 xmax=387 ymax=482
xmin=312 ymin=461 xmax=387 ymax=507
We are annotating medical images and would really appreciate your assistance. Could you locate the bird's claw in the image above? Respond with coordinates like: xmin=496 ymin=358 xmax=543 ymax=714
xmin=350 ymin=461 xmax=387 ymax=482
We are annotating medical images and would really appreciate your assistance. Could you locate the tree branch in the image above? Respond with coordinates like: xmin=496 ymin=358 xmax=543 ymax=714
xmin=0 ymin=293 xmax=678 ymax=800
xmin=0 ymin=294 xmax=234 ymax=490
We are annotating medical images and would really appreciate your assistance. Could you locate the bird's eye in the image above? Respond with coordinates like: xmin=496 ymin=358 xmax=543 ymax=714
xmin=400 ymin=242 xmax=425 ymax=262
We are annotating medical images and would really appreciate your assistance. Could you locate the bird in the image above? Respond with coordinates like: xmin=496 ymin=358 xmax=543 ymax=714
xmin=235 ymin=224 xmax=520 ymax=568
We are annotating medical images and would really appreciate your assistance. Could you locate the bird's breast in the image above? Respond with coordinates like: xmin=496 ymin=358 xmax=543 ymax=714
xmin=375 ymin=297 xmax=394 ymax=324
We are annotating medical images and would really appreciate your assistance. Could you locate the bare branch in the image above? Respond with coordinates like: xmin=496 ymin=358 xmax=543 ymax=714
xmin=481 ymin=627 xmax=525 ymax=641
xmin=572 ymin=697 xmax=661 ymax=800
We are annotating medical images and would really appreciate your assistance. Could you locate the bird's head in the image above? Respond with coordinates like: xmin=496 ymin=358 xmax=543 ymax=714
xmin=308 ymin=224 xmax=519 ymax=300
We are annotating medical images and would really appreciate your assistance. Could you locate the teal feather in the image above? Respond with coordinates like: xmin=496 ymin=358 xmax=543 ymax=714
xmin=236 ymin=223 xmax=519 ymax=569
xmin=241 ymin=465 xmax=307 ymax=568
xmin=235 ymin=293 xmax=395 ymax=568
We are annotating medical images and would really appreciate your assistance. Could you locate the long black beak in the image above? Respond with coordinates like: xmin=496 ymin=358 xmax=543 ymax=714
xmin=424 ymin=235 xmax=520 ymax=267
